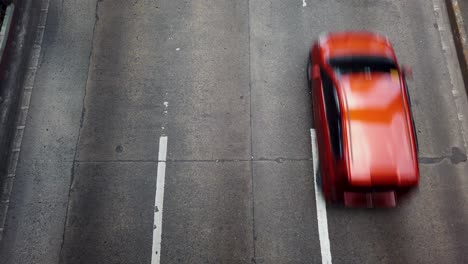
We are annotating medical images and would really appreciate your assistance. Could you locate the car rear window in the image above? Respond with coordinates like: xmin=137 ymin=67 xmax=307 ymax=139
xmin=328 ymin=56 xmax=397 ymax=75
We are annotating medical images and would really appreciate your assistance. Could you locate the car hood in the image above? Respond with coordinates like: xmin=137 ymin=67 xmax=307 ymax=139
xmin=321 ymin=32 xmax=395 ymax=59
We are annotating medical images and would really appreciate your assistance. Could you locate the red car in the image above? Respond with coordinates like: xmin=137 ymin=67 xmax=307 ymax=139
xmin=307 ymin=32 xmax=419 ymax=208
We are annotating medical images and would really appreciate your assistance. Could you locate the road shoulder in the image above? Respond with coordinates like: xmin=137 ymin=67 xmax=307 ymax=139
xmin=445 ymin=0 xmax=468 ymax=93
xmin=0 ymin=0 xmax=42 ymax=241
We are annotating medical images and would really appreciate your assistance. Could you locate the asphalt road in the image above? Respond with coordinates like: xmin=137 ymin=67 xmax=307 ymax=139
xmin=1 ymin=0 xmax=468 ymax=263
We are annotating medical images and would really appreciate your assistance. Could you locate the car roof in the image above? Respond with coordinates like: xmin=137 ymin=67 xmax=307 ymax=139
xmin=338 ymin=72 xmax=418 ymax=187
xmin=320 ymin=32 xmax=395 ymax=59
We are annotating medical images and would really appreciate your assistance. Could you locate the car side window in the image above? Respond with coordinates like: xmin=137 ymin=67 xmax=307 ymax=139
xmin=320 ymin=69 xmax=343 ymax=160
xmin=402 ymin=72 xmax=419 ymax=151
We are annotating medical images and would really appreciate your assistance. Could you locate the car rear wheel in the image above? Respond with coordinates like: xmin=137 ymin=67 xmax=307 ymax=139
xmin=413 ymin=119 xmax=419 ymax=153
xmin=307 ymin=56 xmax=316 ymax=128
xmin=315 ymin=165 xmax=322 ymax=187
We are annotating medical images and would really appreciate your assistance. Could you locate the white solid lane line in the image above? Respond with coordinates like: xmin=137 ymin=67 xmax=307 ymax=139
xmin=151 ymin=136 xmax=168 ymax=264
xmin=310 ymin=129 xmax=332 ymax=264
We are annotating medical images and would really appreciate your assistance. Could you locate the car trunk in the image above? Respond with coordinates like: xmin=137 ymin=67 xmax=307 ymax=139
xmin=340 ymin=73 xmax=419 ymax=189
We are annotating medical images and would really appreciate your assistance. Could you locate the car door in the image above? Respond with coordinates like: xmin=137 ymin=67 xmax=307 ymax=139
xmin=311 ymin=64 xmax=332 ymax=200
xmin=402 ymin=72 xmax=419 ymax=152
xmin=314 ymin=67 xmax=343 ymax=201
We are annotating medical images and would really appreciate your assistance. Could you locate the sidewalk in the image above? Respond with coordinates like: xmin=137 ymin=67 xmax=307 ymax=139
xmin=445 ymin=0 xmax=468 ymax=92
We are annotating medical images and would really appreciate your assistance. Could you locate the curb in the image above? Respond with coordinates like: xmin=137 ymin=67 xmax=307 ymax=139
xmin=445 ymin=0 xmax=468 ymax=94
xmin=0 ymin=4 xmax=15 ymax=242
xmin=0 ymin=4 xmax=15 ymax=64
xmin=0 ymin=0 xmax=45 ymax=241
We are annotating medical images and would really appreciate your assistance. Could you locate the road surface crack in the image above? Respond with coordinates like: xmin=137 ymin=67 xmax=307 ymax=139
xmin=74 ymin=158 xmax=312 ymax=163
xmin=58 ymin=0 xmax=101 ymax=261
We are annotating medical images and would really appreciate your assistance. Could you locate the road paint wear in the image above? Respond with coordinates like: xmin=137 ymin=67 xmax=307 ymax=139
xmin=311 ymin=129 xmax=332 ymax=264
xmin=151 ymin=136 xmax=168 ymax=264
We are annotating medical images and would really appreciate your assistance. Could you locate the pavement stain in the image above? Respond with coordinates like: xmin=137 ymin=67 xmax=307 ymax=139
xmin=419 ymin=146 xmax=467 ymax=164
xmin=115 ymin=145 xmax=123 ymax=153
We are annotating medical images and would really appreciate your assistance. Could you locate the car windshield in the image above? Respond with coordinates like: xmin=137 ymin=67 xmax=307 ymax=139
xmin=328 ymin=56 xmax=397 ymax=75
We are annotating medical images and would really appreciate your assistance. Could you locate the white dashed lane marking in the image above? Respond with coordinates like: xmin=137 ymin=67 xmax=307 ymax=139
xmin=311 ymin=129 xmax=332 ymax=264
xmin=151 ymin=136 xmax=168 ymax=264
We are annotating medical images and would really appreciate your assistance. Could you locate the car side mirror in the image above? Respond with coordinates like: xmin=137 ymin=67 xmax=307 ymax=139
xmin=402 ymin=65 xmax=413 ymax=80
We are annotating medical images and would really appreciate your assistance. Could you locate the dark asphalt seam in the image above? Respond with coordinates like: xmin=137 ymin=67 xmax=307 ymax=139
xmin=419 ymin=157 xmax=467 ymax=165
xmin=58 ymin=0 xmax=100 ymax=261
xmin=419 ymin=157 xmax=447 ymax=165
xmin=247 ymin=0 xmax=257 ymax=262
xmin=74 ymin=158 xmax=313 ymax=163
